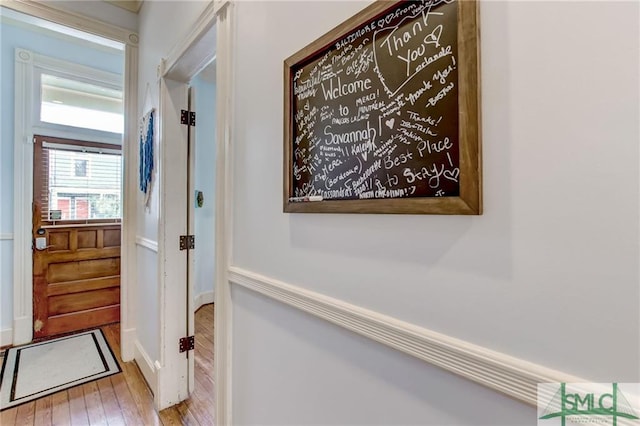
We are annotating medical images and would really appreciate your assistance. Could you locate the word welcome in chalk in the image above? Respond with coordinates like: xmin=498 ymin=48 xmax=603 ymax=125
xmin=321 ymin=76 xmax=372 ymax=101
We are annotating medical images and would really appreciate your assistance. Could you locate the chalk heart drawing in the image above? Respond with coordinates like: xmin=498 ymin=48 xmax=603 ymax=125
xmin=385 ymin=118 xmax=395 ymax=129
xmin=444 ymin=168 xmax=459 ymax=181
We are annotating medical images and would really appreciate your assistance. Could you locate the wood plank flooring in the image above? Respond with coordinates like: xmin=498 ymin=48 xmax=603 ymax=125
xmin=0 ymin=304 xmax=215 ymax=425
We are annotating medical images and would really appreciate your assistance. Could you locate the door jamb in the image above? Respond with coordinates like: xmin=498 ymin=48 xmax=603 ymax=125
xmin=156 ymin=1 xmax=233 ymax=420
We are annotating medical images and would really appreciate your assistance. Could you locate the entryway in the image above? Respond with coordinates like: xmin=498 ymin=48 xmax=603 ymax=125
xmin=32 ymin=135 xmax=122 ymax=339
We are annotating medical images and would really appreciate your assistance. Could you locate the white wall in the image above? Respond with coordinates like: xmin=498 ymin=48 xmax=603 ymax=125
xmin=192 ymin=74 xmax=217 ymax=306
xmin=135 ymin=0 xmax=211 ymax=367
xmin=230 ymin=0 xmax=639 ymax=424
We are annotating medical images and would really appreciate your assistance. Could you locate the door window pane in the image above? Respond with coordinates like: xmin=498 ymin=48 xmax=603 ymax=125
xmin=35 ymin=136 xmax=122 ymax=222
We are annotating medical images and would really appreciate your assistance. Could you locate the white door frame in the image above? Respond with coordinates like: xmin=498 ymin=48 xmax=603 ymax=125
xmin=5 ymin=1 xmax=139 ymax=361
xmin=156 ymin=1 xmax=233 ymax=419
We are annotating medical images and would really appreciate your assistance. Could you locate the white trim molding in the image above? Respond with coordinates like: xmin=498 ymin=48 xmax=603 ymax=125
xmin=161 ymin=1 xmax=223 ymax=81
xmin=121 ymin=327 xmax=136 ymax=363
xmin=194 ymin=291 xmax=215 ymax=311
xmin=12 ymin=47 xmax=35 ymax=346
xmin=228 ymin=266 xmax=587 ymax=407
xmin=0 ymin=234 xmax=13 ymax=240
xmin=2 ymin=0 xmax=138 ymax=46
xmin=0 ymin=329 xmax=13 ymax=347
xmin=134 ymin=339 xmax=157 ymax=394
xmin=135 ymin=236 xmax=159 ymax=252
xmin=214 ymin=3 xmax=234 ymax=425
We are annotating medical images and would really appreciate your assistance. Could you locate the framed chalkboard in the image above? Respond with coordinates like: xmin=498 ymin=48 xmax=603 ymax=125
xmin=284 ymin=0 xmax=481 ymax=214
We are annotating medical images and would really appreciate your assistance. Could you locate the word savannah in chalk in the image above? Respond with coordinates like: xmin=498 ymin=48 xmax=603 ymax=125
xmin=323 ymin=121 xmax=377 ymax=146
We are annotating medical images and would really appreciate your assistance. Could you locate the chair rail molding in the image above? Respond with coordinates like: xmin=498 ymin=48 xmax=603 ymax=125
xmin=228 ymin=266 xmax=587 ymax=407
xmin=135 ymin=235 xmax=159 ymax=252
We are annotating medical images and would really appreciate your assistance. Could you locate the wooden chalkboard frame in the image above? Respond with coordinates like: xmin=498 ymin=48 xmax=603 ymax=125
xmin=283 ymin=0 xmax=481 ymax=215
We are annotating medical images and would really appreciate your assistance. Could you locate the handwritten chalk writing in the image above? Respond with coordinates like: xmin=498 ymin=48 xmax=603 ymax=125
xmin=328 ymin=165 xmax=358 ymax=187
xmin=407 ymin=111 xmax=438 ymax=126
xmin=324 ymin=121 xmax=377 ymax=146
xmin=398 ymin=128 xmax=425 ymax=144
xmin=396 ymin=24 xmax=444 ymax=76
xmin=400 ymin=120 xmax=437 ymax=137
xmin=332 ymin=44 xmax=353 ymax=65
xmin=417 ymin=136 xmax=452 ymax=157
xmin=351 ymin=159 xmax=382 ymax=190
xmin=335 ymin=24 xmax=376 ymax=50
xmin=376 ymin=2 xmax=420 ymax=29
xmin=351 ymin=140 xmax=376 ymax=161
xmin=426 ymin=81 xmax=454 ymax=107
xmin=290 ymin=0 xmax=460 ymax=201
xmin=381 ymin=95 xmax=406 ymax=118
xmin=322 ymin=187 xmax=354 ymax=198
xmin=414 ymin=45 xmax=452 ymax=74
xmin=402 ymin=163 xmax=458 ymax=189
xmin=331 ymin=117 xmax=349 ymax=125
xmin=320 ymin=106 xmax=334 ymax=122
xmin=432 ymin=61 xmax=455 ymax=85
xmin=346 ymin=49 xmax=374 ymax=78
xmin=294 ymin=73 xmax=321 ymax=95
xmin=355 ymin=91 xmax=379 ymax=106
xmin=380 ymin=19 xmax=426 ymax=57
xmin=383 ymin=148 xmax=413 ymax=170
xmin=357 ymin=101 xmax=384 ymax=116
xmin=374 ymin=134 xmax=400 ymax=158
xmin=405 ymin=79 xmax=433 ymax=105
xmin=321 ymin=65 xmax=340 ymax=82
xmin=293 ymin=163 xmax=307 ymax=180
xmin=321 ymin=77 xmax=372 ymax=101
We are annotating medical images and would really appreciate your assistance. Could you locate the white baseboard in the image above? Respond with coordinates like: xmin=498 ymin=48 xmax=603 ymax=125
xmin=134 ymin=340 xmax=157 ymax=394
xmin=121 ymin=327 xmax=136 ymax=362
xmin=0 ymin=328 xmax=13 ymax=347
xmin=228 ymin=266 xmax=586 ymax=407
xmin=194 ymin=291 xmax=215 ymax=311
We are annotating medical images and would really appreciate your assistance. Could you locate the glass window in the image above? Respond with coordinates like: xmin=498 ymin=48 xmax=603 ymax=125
xmin=40 ymin=74 xmax=124 ymax=134
xmin=35 ymin=136 xmax=122 ymax=222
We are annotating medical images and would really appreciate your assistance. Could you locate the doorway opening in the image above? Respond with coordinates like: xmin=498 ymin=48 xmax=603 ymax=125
xmin=32 ymin=135 xmax=123 ymax=339
xmin=186 ymin=61 xmax=217 ymax=419
xmin=2 ymin=2 xmax=137 ymax=363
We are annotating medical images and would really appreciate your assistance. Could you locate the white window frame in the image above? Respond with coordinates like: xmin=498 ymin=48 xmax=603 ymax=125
xmin=31 ymin=55 xmax=124 ymax=145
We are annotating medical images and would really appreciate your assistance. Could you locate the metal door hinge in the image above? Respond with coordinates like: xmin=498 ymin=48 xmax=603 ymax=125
xmin=179 ymin=235 xmax=195 ymax=250
xmin=180 ymin=110 xmax=196 ymax=126
xmin=179 ymin=336 xmax=195 ymax=353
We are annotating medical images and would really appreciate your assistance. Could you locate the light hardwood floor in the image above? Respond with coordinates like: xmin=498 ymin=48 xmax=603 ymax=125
xmin=0 ymin=304 xmax=215 ymax=425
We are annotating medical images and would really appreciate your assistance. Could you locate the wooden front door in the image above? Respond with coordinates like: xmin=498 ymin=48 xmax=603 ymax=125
xmin=32 ymin=135 xmax=122 ymax=339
